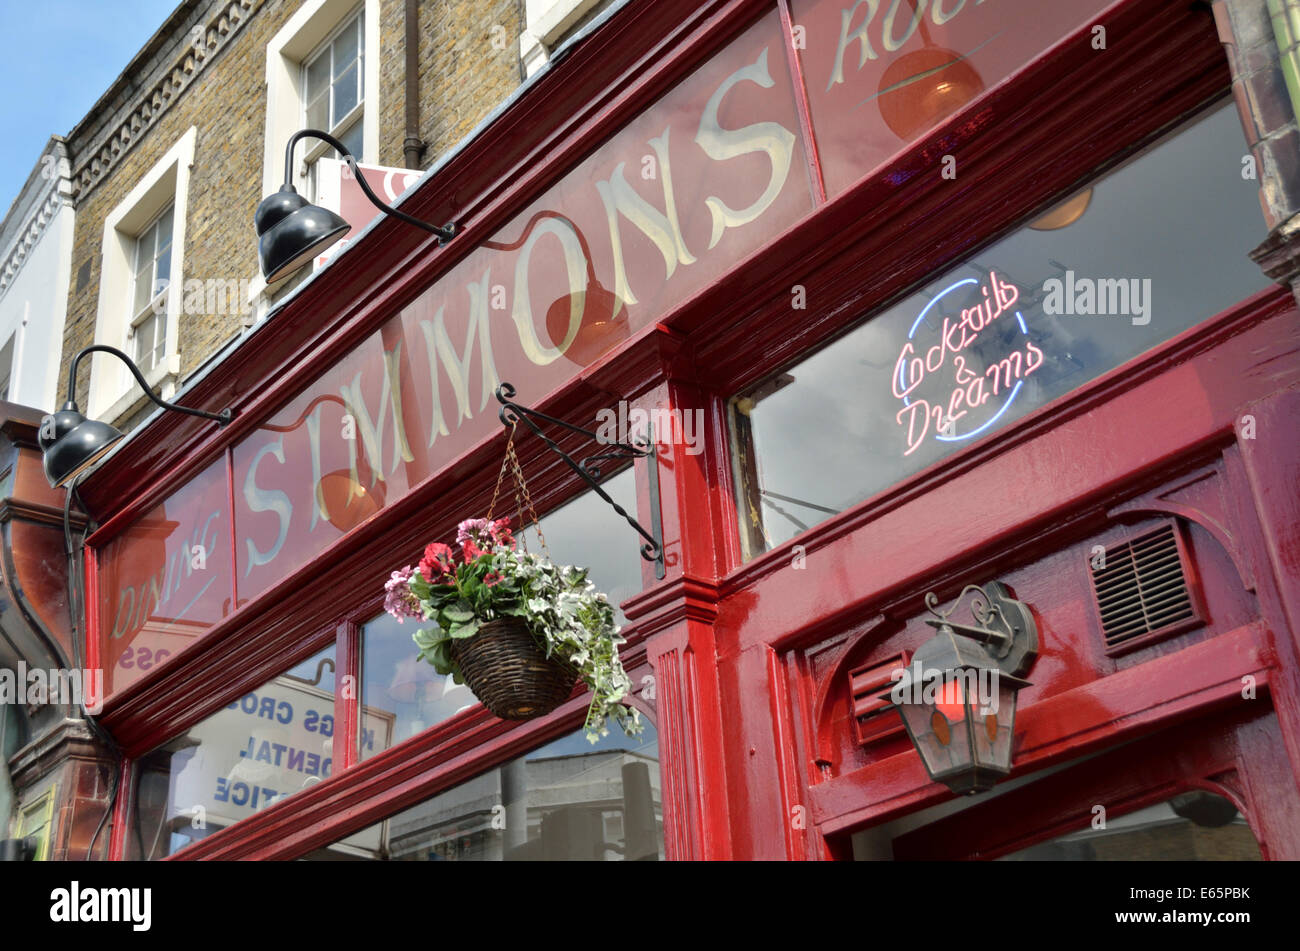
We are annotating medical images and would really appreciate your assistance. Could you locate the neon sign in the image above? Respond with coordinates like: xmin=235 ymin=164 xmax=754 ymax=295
xmin=892 ymin=271 xmax=1043 ymax=456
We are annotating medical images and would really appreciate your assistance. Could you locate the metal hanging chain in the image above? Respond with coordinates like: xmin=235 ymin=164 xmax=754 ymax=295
xmin=486 ymin=419 xmax=550 ymax=561
xmin=485 ymin=421 xmax=516 ymax=524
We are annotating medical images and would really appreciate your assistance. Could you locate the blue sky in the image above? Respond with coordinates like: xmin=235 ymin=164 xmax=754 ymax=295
xmin=0 ymin=0 xmax=182 ymax=217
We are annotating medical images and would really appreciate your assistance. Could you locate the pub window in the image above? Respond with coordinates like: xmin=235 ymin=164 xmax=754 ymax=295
xmin=129 ymin=644 xmax=338 ymax=859
xmin=729 ymin=101 xmax=1269 ymax=558
xmin=354 ymin=467 xmax=643 ymax=760
xmin=307 ymin=717 xmax=662 ymax=860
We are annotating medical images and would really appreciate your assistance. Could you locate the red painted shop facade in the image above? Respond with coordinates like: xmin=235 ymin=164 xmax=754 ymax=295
xmin=69 ymin=0 xmax=1300 ymax=859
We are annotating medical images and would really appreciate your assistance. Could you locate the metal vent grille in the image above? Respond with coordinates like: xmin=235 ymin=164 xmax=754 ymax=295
xmin=1092 ymin=523 xmax=1197 ymax=652
xmin=849 ymin=649 xmax=911 ymax=746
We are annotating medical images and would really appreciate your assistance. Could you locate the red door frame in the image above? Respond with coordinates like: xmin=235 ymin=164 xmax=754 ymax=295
xmin=886 ymin=707 xmax=1300 ymax=861
xmin=69 ymin=0 xmax=1300 ymax=861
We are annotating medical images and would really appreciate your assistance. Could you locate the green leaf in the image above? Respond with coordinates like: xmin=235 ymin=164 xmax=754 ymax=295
xmin=429 ymin=639 xmax=455 ymax=675
xmin=444 ymin=600 xmax=475 ymax=623
xmin=450 ymin=617 xmax=481 ymax=639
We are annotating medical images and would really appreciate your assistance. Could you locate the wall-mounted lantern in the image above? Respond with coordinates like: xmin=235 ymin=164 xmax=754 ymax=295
xmin=880 ymin=582 xmax=1038 ymax=795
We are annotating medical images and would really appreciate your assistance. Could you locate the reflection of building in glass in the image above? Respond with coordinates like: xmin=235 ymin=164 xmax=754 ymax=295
xmin=333 ymin=748 xmax=662 ymax=862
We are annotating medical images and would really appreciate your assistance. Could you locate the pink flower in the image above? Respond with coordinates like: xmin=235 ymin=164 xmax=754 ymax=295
xmin=383 ymin=566 xmax=421 ymax=622
xmin=456 ymin=518 xmax=490 ymax=547
xmin=488 ymin=518 xmax=515 ymax=549
xmin=483 ymin=572 xmax=504 ymax=587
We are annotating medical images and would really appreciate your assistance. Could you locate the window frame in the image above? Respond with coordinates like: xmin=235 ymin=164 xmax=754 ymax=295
xmin=89 ymin=127 xmax=194 ymax=422
xmin=126 ymin=203 xmax=175 ymax=375
xmin=300 ymin=11 xmax=365 ymax=162
xmin=248 ymin=0 xmax=380 ymax=315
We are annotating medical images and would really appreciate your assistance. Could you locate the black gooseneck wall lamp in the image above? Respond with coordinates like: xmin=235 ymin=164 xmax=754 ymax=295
xmin=38 ymin=345 xmax=236 ymax=488
xmin=255 ymin=129 xmax=459 ymax=283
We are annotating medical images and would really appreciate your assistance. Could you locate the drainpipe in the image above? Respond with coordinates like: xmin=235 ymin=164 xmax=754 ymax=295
xmin=403 ymin=0 xmax=426 ymax=168
xmin=1214 ymin=1 xmax=1300 ymax=297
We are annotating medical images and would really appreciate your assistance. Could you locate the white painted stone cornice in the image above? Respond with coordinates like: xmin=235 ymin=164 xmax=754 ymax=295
xmin=0 ymin=176 xmax=72 ymax=302
xmin=69 ymin=0 xmax=263 ymax=205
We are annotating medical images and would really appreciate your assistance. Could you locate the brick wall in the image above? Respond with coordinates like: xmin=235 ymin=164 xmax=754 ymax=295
xmin=379 ymin=0 xmax=526 ymax=168
xmin=61 ymin=0 xmax=295 ymax=419
xmin=62 ymin=0 xmax=527 ymax=425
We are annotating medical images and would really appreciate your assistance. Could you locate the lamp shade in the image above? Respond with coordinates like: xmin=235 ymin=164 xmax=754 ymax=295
xmin=38 ymin=404 xmax=125 ymax=488
xmin=255 ymin=185 xmax=350 ymax=283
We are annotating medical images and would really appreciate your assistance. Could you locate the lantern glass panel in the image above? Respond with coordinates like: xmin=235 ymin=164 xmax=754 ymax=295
xmin=896 ymin=675 xmax=976 ymax=782
xmin=971 ymin=676 xmax=1019 ymax=775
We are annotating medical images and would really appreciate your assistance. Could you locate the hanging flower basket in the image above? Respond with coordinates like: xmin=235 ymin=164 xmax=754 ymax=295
xmin=383 ymin=516 xmax=642 ymax=741
xmin=449 ymin=616 xmax=576 ymax=720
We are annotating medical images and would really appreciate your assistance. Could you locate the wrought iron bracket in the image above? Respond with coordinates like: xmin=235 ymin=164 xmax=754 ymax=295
xmin=923 ymin=581 xmax=1038 ymax=678
xmin=495 ymin=383 xmax=665 ymax=579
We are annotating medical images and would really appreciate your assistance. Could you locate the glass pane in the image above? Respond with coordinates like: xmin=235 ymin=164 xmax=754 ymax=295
xmin=731 ymin=102 xmax=1269 ymax=557
xmin=133 ymin=312 xmax=155 ymax=370
xmin=357 ymin=610 xmax=474 ymax=759
xmin=338 ymin=118 xmax=364 ymax=162
xmin=155 ymin=206 xmax=173 ymax=249
xmin=516 ymin=467 xmax=642 ymax=626
xmin=132 ymin=269 xmax=153 ymax=319
xmin=305 ymin=90 xmax=329 ymax=132
xmin=308 ymin=717 xmax=662 ymax=860
xmin=357 ymin=467 xmax=644 ymax=761
xmin=997 ymin=793 xmax=1262 ymax=861
xmin=332 ymin=63 xmax=358 ymax=121
xmin=305 ymin=50 xmax=330 ymax=105
xmin=134 ymin=226 xmax=155 ymax=278
xmin=151 ymin=317 xmax=167 ymax=368
xmin=130 ymin=644 xmax=339 ymax=858
xmin=154 ymin=244 xmax=171 ymax=288
xmin=333 ymin=19 xmax=358 ymax=78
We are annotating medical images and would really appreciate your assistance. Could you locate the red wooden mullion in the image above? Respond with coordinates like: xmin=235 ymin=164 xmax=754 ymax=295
xmin=83 ymin=544 xmax=100 ymax=696
xmin=336 ymin=620 xmax=362 ymax=771
xmin=776 ymin=0 xmax=827 ymax=204
xmin=225 ymin=446 xmax=238 ymax=613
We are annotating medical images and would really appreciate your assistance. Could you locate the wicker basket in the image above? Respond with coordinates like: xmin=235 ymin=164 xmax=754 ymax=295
xmin=449 ymin=616 xmax=577 ymax=720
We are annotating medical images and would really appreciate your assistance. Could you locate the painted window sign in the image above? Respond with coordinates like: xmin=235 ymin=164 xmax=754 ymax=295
xmin=731 ymin=103 xmax=1269 ymax=556
xmin=95 ymin=456 xmax=232 ymax=695
xmin=131 ymin=648 xmax=395 ymax=858
xmin=794 ymin=0 xmax=1116 ymax=196
xmin=93 ymin=1 xmax=1146 ymax=694
xmin=97 ymin=8 xmax=812 ymax=684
